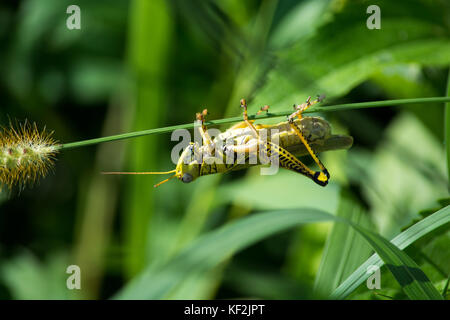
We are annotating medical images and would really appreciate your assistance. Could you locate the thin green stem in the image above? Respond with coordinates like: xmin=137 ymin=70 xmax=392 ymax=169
xmin=57 ymin=96 xmax=450 ymax=151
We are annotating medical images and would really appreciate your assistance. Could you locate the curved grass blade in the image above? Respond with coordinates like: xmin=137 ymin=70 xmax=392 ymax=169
xmin=349 ymin=223 xmax=443 ymax=300
xmin=313 ymin=191 xmax=373 ymax=296
xmin=114 ymin=209 xmax=334 ymax=299
xmin=115 ymin=207 xmax=446 ymax=299
xmin=330 ymin=205 xmax=450 ymax=299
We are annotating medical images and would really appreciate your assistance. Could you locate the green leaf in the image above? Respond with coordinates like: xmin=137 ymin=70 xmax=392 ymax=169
xmin=115 ymin=208 xmax=334 ymax=299
xmin=314 ymin=190 xmax=373 ymax=296
xmin=251 ymin=0 xmax=450 ymax=112
xmin=331 ymin=205 xmax=450 ymax=299
xmin=122 ymin=0 xmax=173 ymax=278
xmin=269 ymin=0 xmax=331 ymax=48
xmin=0 ymin=251 xmax=77 ymax=300
xmin=349 ymin=224 xmax=443 ymax=300
xmin=115 ymin=206 xmax=446 ymax=299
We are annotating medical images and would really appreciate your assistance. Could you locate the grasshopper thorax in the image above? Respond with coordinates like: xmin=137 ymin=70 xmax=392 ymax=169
xmin=296 ymin=117 xmax=331 ymax=143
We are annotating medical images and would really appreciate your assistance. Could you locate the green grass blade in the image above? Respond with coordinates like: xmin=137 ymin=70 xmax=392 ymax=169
xmin=122 ymin=0 xmax=173 ymax=277
xmin=330 ymin=205 xmax=450 ymax=299
xmin=114 ymin=208 xmax=334 ymax=299
xmin=115 ymin=206 xmax=448 ymax=299
xmin=350 ymin=224 xmax=443 ymax=300
xmin=314 ymin=190 xmax=373 ymax=296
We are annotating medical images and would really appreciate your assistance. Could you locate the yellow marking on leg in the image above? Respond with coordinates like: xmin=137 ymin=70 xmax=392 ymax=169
xmin=266 ymin=142 xmax=315 ymax=178
xmin=288 ymin=121 xmax=325 ymax=171
xmin=285 ymin=95 xmax=330 ymax=186
xmin=266 ymin=142 xmax=329 ymax=186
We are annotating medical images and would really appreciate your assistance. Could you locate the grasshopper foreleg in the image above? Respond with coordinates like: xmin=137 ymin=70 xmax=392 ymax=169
xmin=196 ymin=109 xmax=216 ymax=155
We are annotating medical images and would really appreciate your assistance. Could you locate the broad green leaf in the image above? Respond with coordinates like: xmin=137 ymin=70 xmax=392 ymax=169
xmin=250 ymin=0 xmax=450 ymax=112
xmin=349 ymin=224 xmax=443 ymax=300
xmin=331 ymin=205 xmax=450 ymax=299
xmin=269 ymin=0 xmax=331 ymax=48
xmin=115 ymin=207 xmax=445 ymax=299
xmin=115 ymin=208 xmax=334 ymax=299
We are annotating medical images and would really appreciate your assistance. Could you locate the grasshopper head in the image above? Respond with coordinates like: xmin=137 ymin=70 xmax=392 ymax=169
xmin=175 ymin=142 xmax=202 ymax=184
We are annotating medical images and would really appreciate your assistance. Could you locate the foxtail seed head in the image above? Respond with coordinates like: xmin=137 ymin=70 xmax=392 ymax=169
xmin=0 ymin=121 xmax=59 ymax=190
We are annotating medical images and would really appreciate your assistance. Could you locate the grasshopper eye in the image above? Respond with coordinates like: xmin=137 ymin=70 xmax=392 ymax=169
xmin=181 ymin=173 xmax=193 ymax=183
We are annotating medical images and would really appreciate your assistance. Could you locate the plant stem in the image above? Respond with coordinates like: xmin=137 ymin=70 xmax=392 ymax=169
xmin=58 ymin=96 xmax=450 ymax=151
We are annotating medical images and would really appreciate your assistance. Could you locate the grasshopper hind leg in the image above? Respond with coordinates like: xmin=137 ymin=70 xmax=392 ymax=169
xmin=236 ymin=97 xmax=330 ymax=186
xmin=286 ymin=95 xmax=330 ymax=186
xmin=268 ymin=142 xmax=329 ymax=187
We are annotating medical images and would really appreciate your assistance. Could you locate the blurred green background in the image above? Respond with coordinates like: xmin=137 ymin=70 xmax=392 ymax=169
xmin=0 ymin=0 xmax=449 ymax=299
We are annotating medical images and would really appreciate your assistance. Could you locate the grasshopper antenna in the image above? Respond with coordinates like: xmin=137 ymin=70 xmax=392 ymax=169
xmin=153 ymin=174 xmax=177 ymax=187
xmin=101 ymin=169 xmax=177 ymax=187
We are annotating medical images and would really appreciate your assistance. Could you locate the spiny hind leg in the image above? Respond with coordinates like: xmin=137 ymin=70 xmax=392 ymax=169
xmin=272 ymin=142 xmax=329 ymax=187
xmin=287 ymin=95 xmax=329 ymax=185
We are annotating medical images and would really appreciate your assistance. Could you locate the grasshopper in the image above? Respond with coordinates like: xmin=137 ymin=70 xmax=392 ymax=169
xmin=103 ymin=96 xmax=353 ymax=187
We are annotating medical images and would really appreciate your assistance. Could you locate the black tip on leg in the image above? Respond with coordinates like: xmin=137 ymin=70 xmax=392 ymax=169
xmin=313 ymin=170 xmax=330 ymax=187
